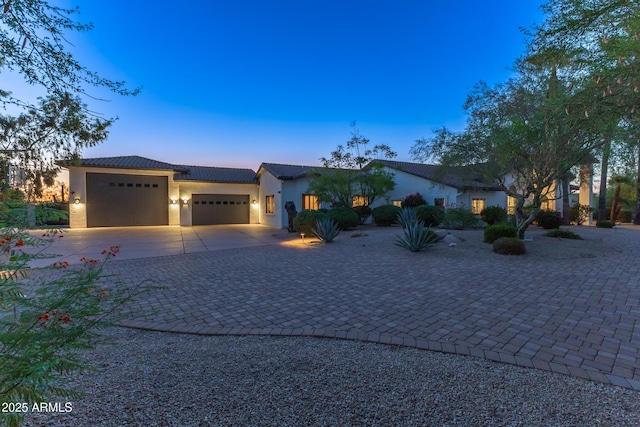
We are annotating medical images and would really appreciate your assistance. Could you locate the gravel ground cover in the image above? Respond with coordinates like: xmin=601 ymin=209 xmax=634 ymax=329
xmin=22 ymin=327 xmax=640 ymax=427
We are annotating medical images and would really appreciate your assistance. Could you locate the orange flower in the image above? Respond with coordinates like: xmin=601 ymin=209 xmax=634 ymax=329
xmin=15 ymin=239 xmax=24 ymax=247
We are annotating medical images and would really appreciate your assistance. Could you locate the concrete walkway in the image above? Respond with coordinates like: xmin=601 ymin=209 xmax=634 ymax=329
xmin=34 ymin=224 xmax=640 ymax=390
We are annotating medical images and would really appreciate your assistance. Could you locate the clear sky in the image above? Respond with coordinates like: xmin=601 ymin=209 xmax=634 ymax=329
xmin=23 ymin=1 xmax=546 ymax=170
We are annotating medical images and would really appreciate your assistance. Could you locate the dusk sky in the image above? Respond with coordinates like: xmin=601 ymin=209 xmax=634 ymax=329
xmin=22 ymin=1 xmax=546 ymax=170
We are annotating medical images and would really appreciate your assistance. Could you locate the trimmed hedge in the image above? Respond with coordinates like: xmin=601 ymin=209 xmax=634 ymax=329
xmin=416 ymin=205 xmax=444 ymax=227
xmin=535 ymin=209 xmax=562 ymax=229
xmin=493 ymin=237 xmax=526 ymax=255
xmin=326 ymin=206 xmax=359 ymax=230
xmin=372 ymin=204 xmax=401 ymax=226
xmin=484 ymin=223 xmax=517 ymax=244
xmin=293 ymin=210 xmax=328 ymax=235
xmin=480 ymin=206 xmax=507 ymax=225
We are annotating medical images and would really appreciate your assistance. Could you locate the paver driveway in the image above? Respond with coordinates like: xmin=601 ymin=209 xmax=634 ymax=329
xmin=77 ymin=225 xmax=640 ymax=390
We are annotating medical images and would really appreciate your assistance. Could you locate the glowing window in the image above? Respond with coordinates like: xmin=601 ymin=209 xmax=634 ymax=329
xmin=266 ymin=195 xmax=275 ymax=214
xmin=471 ymin=198 xmax=486 ymax=215
xmin=302 ymin=194 xmax=319 ymax=210
xmin=352 ymin=195 xmax=369 ymax=207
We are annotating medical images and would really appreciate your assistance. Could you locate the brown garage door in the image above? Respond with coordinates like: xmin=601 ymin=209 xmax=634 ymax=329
xmin=86 ymin=173 xmax=169 ymax=227
xmin=192 ymin=194 xmax=249 ymax=225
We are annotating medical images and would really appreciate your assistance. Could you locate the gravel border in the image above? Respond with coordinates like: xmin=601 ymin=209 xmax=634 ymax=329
xmin=22 ymin=327 xmax=640 ymax=427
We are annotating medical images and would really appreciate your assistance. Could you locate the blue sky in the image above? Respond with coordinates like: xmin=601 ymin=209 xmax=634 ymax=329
xmin=33 ymin=1 xmax=545 ymax=169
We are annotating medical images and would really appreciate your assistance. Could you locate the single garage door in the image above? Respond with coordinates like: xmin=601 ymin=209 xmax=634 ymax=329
xmin=192 ymin=194 xmax=249 ymax=225
xmin=86 ymin=173 xmax=169 ymax=227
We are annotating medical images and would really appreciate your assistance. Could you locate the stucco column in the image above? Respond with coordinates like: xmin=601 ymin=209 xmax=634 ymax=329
xmin=579 ymin=164 xmax=594 ymax=224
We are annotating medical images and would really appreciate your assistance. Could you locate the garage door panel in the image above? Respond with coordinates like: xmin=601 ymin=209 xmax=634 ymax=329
xmin=192 ymin=194 xmax=249 ymax=225
xmin=86 ymin=173 xmax=168 ymax=227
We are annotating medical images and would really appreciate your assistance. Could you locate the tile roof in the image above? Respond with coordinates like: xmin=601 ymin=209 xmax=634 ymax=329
xmin=60 ymin=156 xmax=257 ymax=184
xmin=375 ymin=160 xmax=502 ymax=191
xmin=60 ymin=156 xmax=186 ymax=171
xmin=173 ymin=165 xmax=257 ymax=183
xmin=257 ymin=163 xmax=321 ymax=180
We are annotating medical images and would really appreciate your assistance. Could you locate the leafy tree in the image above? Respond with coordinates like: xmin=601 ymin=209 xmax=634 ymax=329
xmin=527 ymin=0 xmax=640 ymax=223
xmin=1 ymin=0 xmax=137 ymax=196
xmin=307 ymin=123 xmax=396 ymax=209
xmin=411 ymin=62 xmax=600 ymax=239
xmin=0 ymin=94 xmax=111 ymax=198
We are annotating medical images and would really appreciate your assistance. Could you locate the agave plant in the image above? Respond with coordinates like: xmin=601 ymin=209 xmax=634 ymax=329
xmin=395 ymin=222 xmax=437 ymax=252
xmin=396 ymin=207 xmax=418 ymax=229
xmin=312 ymin=217 xmax=341 ymax=243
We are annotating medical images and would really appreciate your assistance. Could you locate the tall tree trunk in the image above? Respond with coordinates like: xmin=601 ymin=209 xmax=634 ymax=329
xmin=597 ymin=139 xmax=611 ymax=223
xmin=610 ymin=185 xmax=621 ymax=222
xmin=635 ymin=145 xmax=640 ymax=225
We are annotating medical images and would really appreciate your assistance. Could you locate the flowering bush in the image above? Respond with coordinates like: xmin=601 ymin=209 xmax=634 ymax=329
xmin=0 ymin=220 xmax=148 ymax=427
xmin=401 ymin=193 xmax=427 ymax=208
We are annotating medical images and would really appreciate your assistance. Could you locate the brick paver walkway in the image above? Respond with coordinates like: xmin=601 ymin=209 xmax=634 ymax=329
xmin=108 ymin=225 xmax=640 ymax=390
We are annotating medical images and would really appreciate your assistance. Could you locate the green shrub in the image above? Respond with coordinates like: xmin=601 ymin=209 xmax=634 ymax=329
xmin=480 ymin=206 xmax=507 ymax=225
xmin=569 ymin=203 xmax=593 ymax=225
xmin=401 ymin=193 xmax=427 ymax=208
xmin=544 ymin=229 xmax=583 ymax=240
xmin=293 ymin=210 xmax=328 ymax=235
xmin=312 ymin=217 xmax=341 ymax=242
xmin=395 ymin=222 xmax=437 ymax=252
xmin=596 ymin=220 xmax=615 ymax=228
xmin=441 ymin=207 xmax=480 ymax=230
xmin=619 ymin=209 xmax=633 ymax=223
xmin=484 ymin=223 xmax=517 ymax=243
xmin=326 ymin=206 xmax=359 ymax=230
xmin=353 ymin=205 xmax=372 ymax=224
xmin=535 ymin=209 xmax=561 ymax=229
xmin=416 ymin=205 xmax=444 ymax=227
xmin=372 ymin=204 xmax=401 ymax=226
xmin=493 ymin=237 xmax=526 ymax=255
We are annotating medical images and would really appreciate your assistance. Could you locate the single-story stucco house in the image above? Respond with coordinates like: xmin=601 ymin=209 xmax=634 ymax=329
xmin=61 ymin=155 xmax=593 ymax=228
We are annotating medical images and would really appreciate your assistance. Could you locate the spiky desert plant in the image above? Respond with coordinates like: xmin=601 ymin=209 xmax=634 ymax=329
xmin=395 ymin=222 xmax=437 ymax=252
xmin=312 ymin=217 xmax=341 ymax=243
xmin=397 ymin=207 xmax=419 ymax=229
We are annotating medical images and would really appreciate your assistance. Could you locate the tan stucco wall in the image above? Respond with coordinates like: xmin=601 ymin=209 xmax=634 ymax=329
xmin=68 ymin=167 xmax=258 ymax=228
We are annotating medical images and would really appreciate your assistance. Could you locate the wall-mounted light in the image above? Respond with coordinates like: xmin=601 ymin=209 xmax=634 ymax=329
xmin=74 ymin=196 xmax=81 ymax=205
xmin=182 ymin=198 xmax=189 ymax=206
xmin=252 ymin=199 xmax=257 ymax=205
xmin=170 ymin=199 xmax=178 ymax=205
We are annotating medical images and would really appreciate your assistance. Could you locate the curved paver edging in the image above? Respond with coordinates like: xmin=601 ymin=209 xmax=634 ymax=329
xmin=118 ymin=320 xmax=640 ymax=391
xmin=106 ymin=225 xmax=640 ymax=392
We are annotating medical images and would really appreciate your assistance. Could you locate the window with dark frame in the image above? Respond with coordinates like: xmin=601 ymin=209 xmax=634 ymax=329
xmin=266 ymin=195 xmax=275 ymax=214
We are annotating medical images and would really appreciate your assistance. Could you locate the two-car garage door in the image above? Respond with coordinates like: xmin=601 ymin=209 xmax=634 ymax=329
xmin=85 ymin=173 xmax=250 ymax=227
xmin=86 ymin=173 xmax=169 ymax=227
xmin=192 ymin=194 xmax=249 ymax=225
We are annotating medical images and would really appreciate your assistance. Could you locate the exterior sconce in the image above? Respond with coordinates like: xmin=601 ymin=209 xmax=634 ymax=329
xmin=74 ymin=196 xmax=81 ymax=205
xmin=252 ymin=199 xmax=257 ymax=205
xmin=182 ymin=198 xmax=189 ymax=206
xmin=171 ymin=199 xmax=178 ymax=205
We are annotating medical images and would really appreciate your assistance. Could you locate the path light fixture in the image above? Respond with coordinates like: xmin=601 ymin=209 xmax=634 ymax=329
xmin=300 ymin=232 xmax=305 ymax=243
